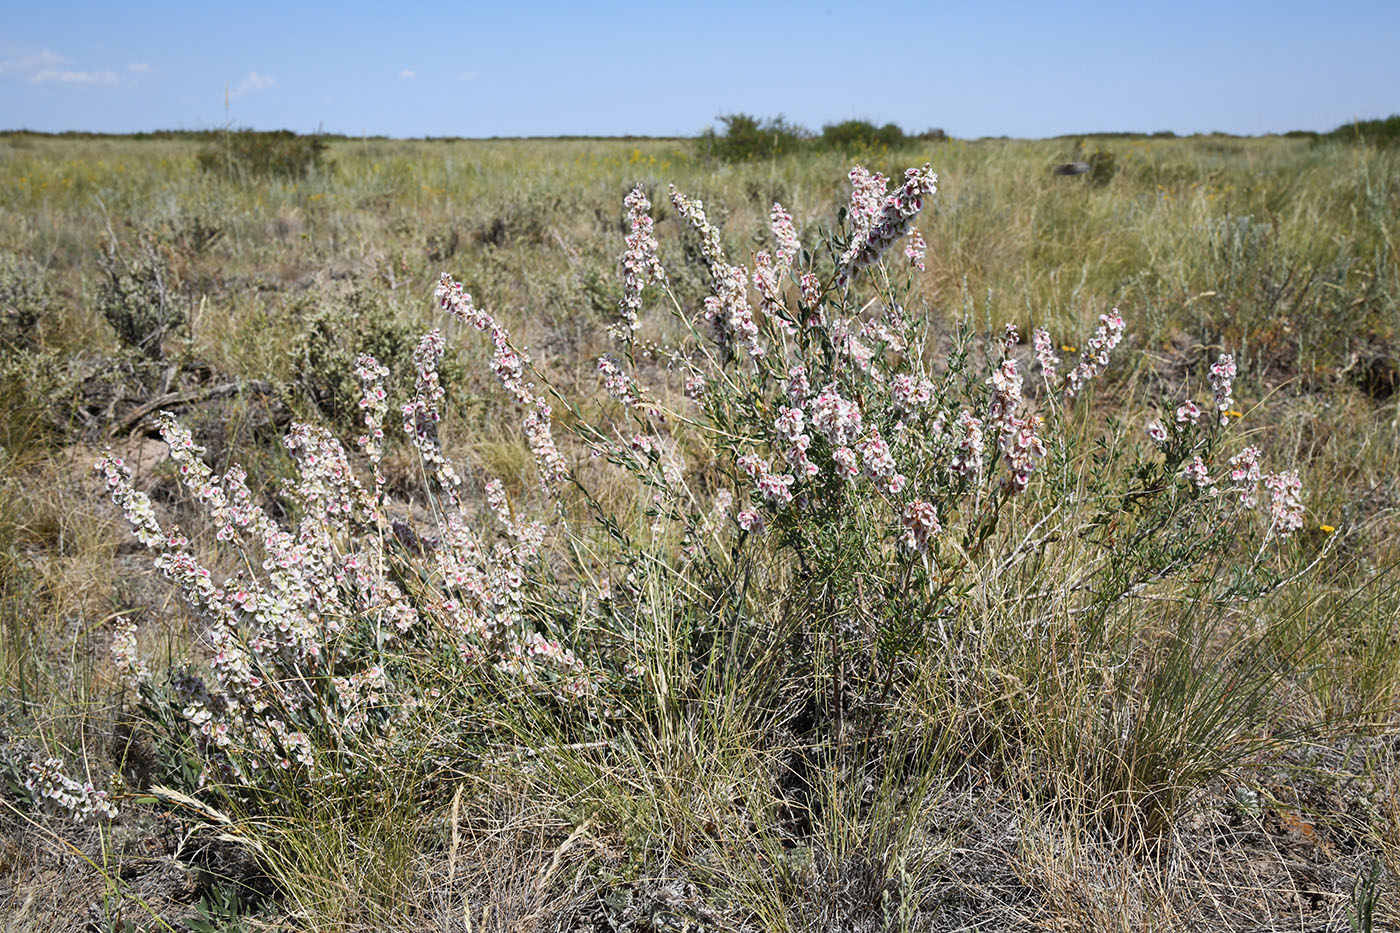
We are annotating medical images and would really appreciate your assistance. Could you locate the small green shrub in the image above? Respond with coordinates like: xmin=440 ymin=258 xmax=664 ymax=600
xmin=285 ymin=284 xmax=458 ymax=428
xmin=1086 ymin=146 xmax=1117 ymax=187
xmin=0 ymin=251 xmax=53 ymax=352
xmin=1067 ymin=139 xmax=1117 ymax=188
xmin=699 ymin=113 xmax=810 ymax=162
xmin=818 ymin=119 xmax=906 ymax=153
xmin=196 ymin=129 xmax=330 ymax=180
xmin=96 ymin=239 xmax=186 ymax=360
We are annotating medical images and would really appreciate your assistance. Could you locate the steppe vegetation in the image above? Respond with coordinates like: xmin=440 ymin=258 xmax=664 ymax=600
xmin=1 ymin=125 xmax=1398 ymax=931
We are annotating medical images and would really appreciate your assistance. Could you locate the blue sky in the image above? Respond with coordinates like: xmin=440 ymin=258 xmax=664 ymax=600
xmin=2 ymin=1 xmax=1396 ymax=138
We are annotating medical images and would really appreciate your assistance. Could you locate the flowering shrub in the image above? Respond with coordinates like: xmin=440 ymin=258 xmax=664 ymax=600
xmin=95 ymin=163 xmax=1308 ymax=833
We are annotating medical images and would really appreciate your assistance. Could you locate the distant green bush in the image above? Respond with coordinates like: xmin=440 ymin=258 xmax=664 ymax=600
xmin=196 ymin=129 xmax=330 ymax=179
xmin=1065 ymin=139 xmax=1118 ymax=188
xmin=1322 ymin=114 xmax=1400 ymax=148
xmin=698 ymin=113 xmax=809 ymax=162
xmin=817 ymin=119 xmax=906 ymax=152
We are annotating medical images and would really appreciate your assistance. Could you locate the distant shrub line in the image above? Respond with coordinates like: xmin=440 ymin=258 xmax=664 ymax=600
xmin=697 ymin=114 xmax=947 ymax=162
xmin=4 ymin=114 xmax=1397 ymax=154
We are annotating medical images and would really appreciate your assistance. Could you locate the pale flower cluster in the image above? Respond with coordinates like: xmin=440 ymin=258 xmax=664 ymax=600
xmin=436 ymin=274 xmax=567 ymax=487
xmin=950 ymin=411 xmax=986 ymax=480
xmin=1263 ymin=470 xmax=1305 ymax=534
xmin=904 ymin=227 xmax=928 ymax=272
xmin=617 ymin=184 xmax=666 ymax=337
xmin=1032 ymin=328 xmax=1060 ymax=384
xmin=839 ymin=164 xmax=939 ymax=280
xmin=110 ymin=616 xmax=149 ymax=688
xmin=771 ymin=202 xmax=800 ymax=274
xmin=97 ymin=366 xmax=595 ymax=784
xmin=354 ymin=354 xmax=390 ymax=495
xmin=25 ymin=758 xmax=118 ymax=823
xmin=1210 ymin=353 xmax=1237 ymax=425
xmin=1064 ymin=310 xmax=1126 ymax=397
xmin=987 ymin=357 xmax=1046 ymax=490
xmin=900 ymin=500 xmax=941 ymax=553
xmin=846 ymin=166 xmax=889 ymax=241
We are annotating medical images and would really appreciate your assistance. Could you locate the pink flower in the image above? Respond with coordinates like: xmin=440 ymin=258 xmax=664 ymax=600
xmin=904 ymin=226 xmax=927 ymax=272
xmin=737 ymin=453 xmax=769 ymax=479
xmin=774 ymin=406 xmax=805 ymax=440
xmin=839 ymin=164 xmax=938 ymax=281
xmin=1228 ymin=446 xmax=1262 ymax=507
xmin=891 ymin=373 xmax=934 ymax=412
xmin=1210 ymin=353 xmax=1236 ymax=426
xmin=771 ymin=202 xmax=800 ymax=275
xmin=737 ymin=509 xmax=764 ymax=533
xmin=110 ymin=617 xmax=148 ymax=688
xmin=808 ymin=383 xmax=864 ymax=447
xmin=598 ymin=355 xmax=641 ymax=407
xmin=1064 ymin=310 xmax=1126 ymax=398
xmin=799 ymin=272 xmax=821 ymax=317
xmin=702 ymin=262 xmax=764 ymax=359
xmin=757 ymin=471 xmax=796 ymax=505
xmin=1003 ymin=323 xmax=1020 ymax=352
xmin=987 ymin=358 xmax=1024 ymax=423
xmin=998 ymin=417 xmax=1047 ymax=491
xmin=354 ymin=355 xmax=390 ymax=472
xmin=669 ymin=186 xmax=725 ymax=269
xmin=752 ymin=250 xmax=790 ymax=334
xmin=788 ymin=439 xmax=819 ymax=477
xmin=1032 ymin=328 xmax=1060 ymax=384
xmin=617 ymin=184 xmax=666 ymax=336
xmin=950 ymin=411 xmax=985 ymax=479
xmin=1263 ymin=471 xmax=1304 ymax=534
xmin=786 ymin=364 xmax=811 ymax=405
xmin=856 ymin=428 xmax=897 ymax=483
xmin=1182 ymin=455 xmax=1213 ymax=490
xmin=403 ymin=332 xmax=462 ymax=491
xmin=832 ymin=446 xmax=859 ymax=480
xmin=846 ymin=165 xmax=889 ymax=242
xmin=900 ymin=500 xmax=941 ymax=552
xmin=436 ymin=274 xmax=569 ymax=489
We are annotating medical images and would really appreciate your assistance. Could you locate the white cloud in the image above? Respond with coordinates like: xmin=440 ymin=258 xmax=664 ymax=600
xmin=0 ymin=48 xmax=66 ymax=76
xmin=2 ymin=47 xmax=136 ymax=87
xmin=398 ymin=69 xmax=416 ymax=79
xmin=29 ymin=67 xmax=119 ymax=86
xmin=229 ymin=71 xmax=276 ymax=99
